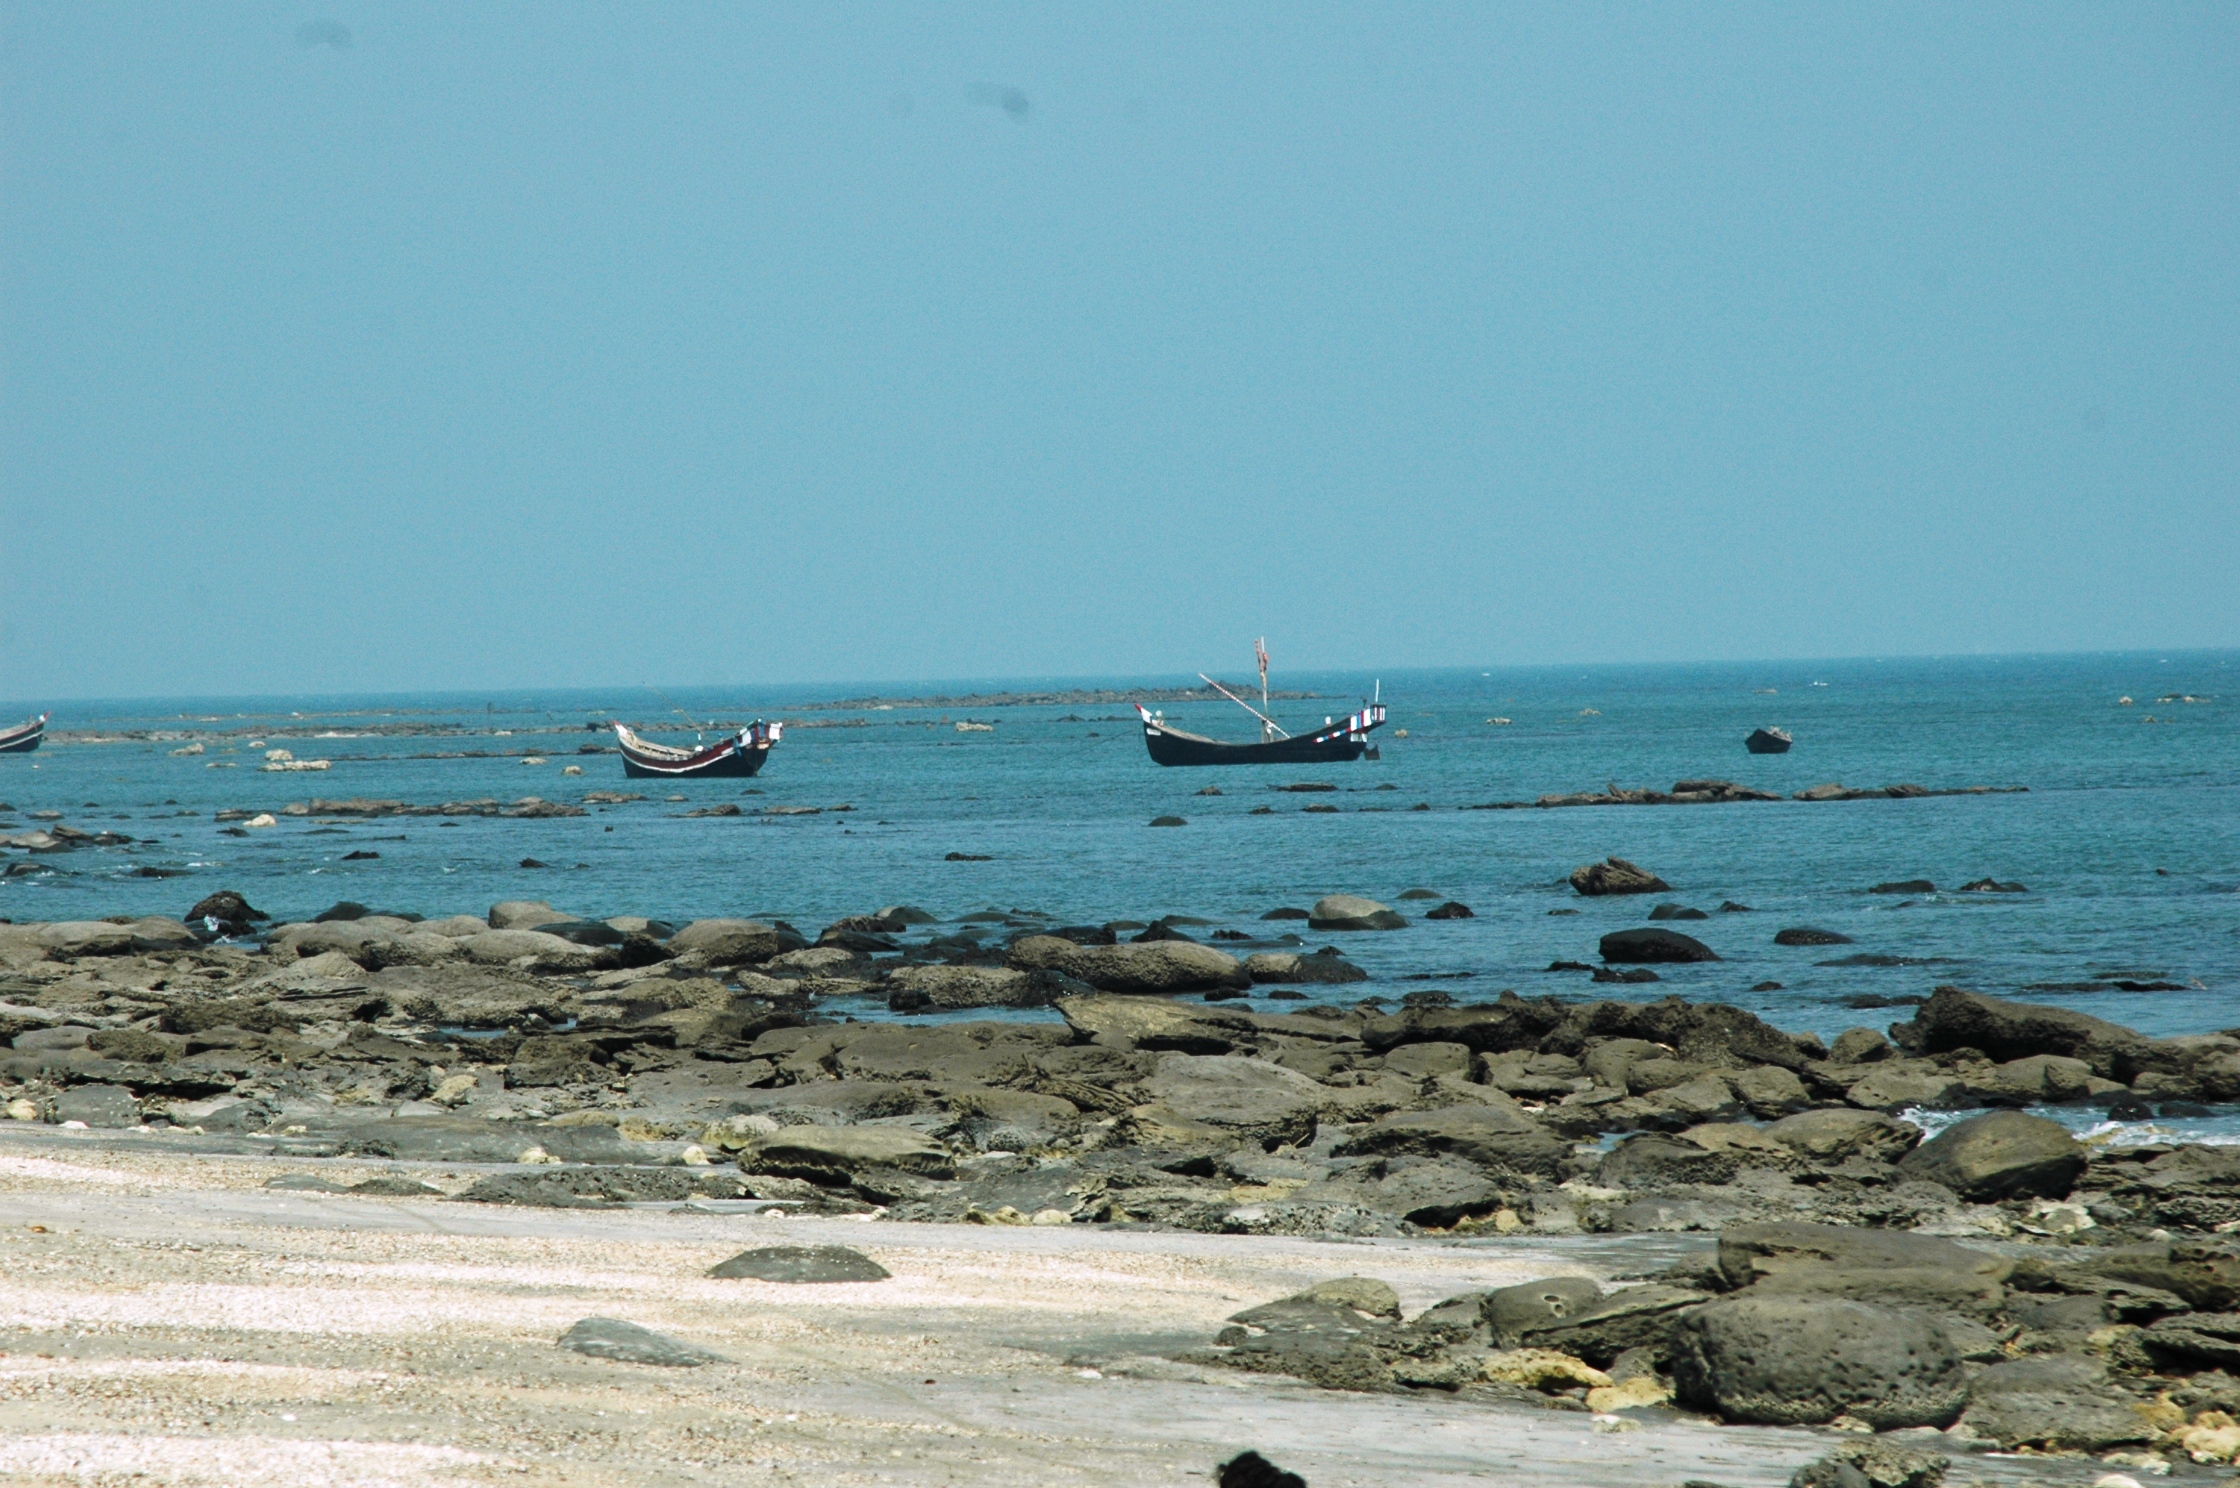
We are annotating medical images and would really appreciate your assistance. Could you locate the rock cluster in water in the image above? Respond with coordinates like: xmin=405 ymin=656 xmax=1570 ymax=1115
xmin=4 ymin=892 xmax=2240 ymax=1471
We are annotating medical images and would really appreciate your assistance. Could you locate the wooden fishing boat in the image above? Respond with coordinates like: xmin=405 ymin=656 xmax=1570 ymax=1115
xmin=1745 ymin=727 xmax=1793 ymax=754
xmin=1136 ymin=640 xmax=1386 ymax=766
xmin=611 ymin=719 xmax=781 ymax=779
xmin=0 ymin=713 xmax=47 ymax=754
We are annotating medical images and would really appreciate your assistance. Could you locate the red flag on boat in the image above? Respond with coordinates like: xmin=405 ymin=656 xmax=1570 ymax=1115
xmin=1255 ymin=637 xmax=1269 ymax=691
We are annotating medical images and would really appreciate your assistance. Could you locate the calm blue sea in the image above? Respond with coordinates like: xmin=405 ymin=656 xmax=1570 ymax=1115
xmin=3 ymin=652 xmax=2234 ymax=1043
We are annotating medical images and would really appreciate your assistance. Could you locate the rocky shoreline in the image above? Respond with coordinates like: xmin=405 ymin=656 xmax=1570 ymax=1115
xmin=5 ymin=890 xmax=2240 ymax=1480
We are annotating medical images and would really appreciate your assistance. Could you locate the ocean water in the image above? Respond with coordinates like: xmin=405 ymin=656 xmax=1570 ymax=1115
xmin=2 ymin=651 xmax=2234 ymax=1044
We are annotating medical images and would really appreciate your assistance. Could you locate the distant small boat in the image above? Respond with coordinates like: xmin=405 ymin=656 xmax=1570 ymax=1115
xmin=612 ymin=719 xmax=781 ymax=779
xmin=1745 ymin=727 xmax=1793 ymax=755
xmin=0 ymin=713 xmax=47 ymax=754
xmin=1136 ymin=640 xmax=1386 ymax=767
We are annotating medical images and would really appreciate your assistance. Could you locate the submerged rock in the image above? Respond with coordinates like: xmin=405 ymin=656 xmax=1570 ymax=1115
xmin=1306 ymin=895 xmax=1405 ymax=931
xmin=1598 ymin=928 xmax=1718 ymax=963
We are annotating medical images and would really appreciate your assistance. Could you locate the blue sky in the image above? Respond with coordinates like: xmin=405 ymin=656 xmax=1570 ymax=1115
xmin=3 ymin=4 xmax=2234 ymax=699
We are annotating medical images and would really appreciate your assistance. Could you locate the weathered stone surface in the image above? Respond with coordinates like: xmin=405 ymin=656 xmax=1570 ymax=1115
xmin=1513 ymin=1285 xmax=1709 ymax=1367
xmin=1482 ymin=1277 xmax=1604 ymax=1344
xmin=741 ymin=1125 xmax=955 ymax=1183
xmin=54 ymin=1084 xmax=140 ymax=1127
xmin=2081 ymin=1238 xmax=2240 ymax=1312
xmin=1053 ymin=995 xmax=1254 ymax=1052
xmin=1897 ymin=986 xmax=2143 ymax=1077
xmin=668 ymin=919 xmax=783 ymax=965
xmin=1763 ymin=1108 xmax=1920 ymax=1163
xmin=1788 ymin=1439 xmax=1949 ymax=1488
xmin=1896 ymin=1110 xmax=2084 ymax=1201
xmin=1717 ymin=1220 xmax=2010 ymax=1313
xmin=461 ymin=929 xmax=616 ymax=973
xmin=490 ymin=900 xmax=569 ymax=930
xmin=1244 ymin=951 xmax=1368 ymax=985
xmin=883 ymin=964 xmax=1047 ymax=1011
xmin=1597 ymin=1132 xmax=1738 ymax=1187
xmin=1773 ymin=927 xmax=1852 ymax=946
xmin=1599 ymin=928 xmax=1718 ymax=964
xmin=1569 ymin=858 xmax=1670 ymax=896
xmin=1359 ymin=995 xmax=1569 ymax=1054
xmin=558 ymin=1317 xmax=726 ymax=1367
xmin=1956 ymin=1355 xmax=2157 ymax=1451
xmin=1134 ymin=1053 xmax=1326 ymax=1149
xmin=1844 ymin=1063 xmax=1972 ymax=1112
xmin=1671 ymin=1295 xmax=1969 ymax=1428
xmin=1728 ymin=1063 xmax=1809 ymax=1116
xmin=1334 ymin=1102 xmax=1568 ymax=1176
xmin=1306 ymin=895 xmax=1405 ymax=931
xmin=707 ymin=1245 xmax=890 ymax=1283
xmin=1033 ymin=940 xmax=1249 ymax=995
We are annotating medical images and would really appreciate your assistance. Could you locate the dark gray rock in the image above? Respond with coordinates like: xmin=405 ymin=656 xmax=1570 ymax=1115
xmin=1599 ymin=928 xmax=1718 ymax=964
xmin=1671 ymin=1295 xmax=1969 ymax=1428
xmin=1895 ymin=1110 xmax=2084 ymax=1201
xmin=708 ymin=1245 xmax=890 ymax=1283
xmin=1597 ymin=1133 xmax=1738 ymax=1187
xmin=1217 ymin=1450 xmax=1305 ymax=1488
xmin=54 ymin=1084 xmax=139 ymax=1128
xmin=1647 ymin=903 xmax=1708 ymax=921
xmin=1717 ymin=1221 xmax=2011 ymax=1308
xmin=1895 ymin=986 xmax=2142 ymax=1077
xmin=1306 ymin=895 xmax=1405 ymax=931
xmin=1788 ymin=1439 xmax=1948 ymax=1488
xmin=1956 ymin=1355 xmax=2156 ymax=1450
xmin=1333 ymin=1102 xmax=1568 ymax=1176
xmin=557 ymin=1317 xmax=726 ymax=1367
xmin=1482 ymin=1276 xmax=1604 ymax=1344
xmin=1513 ymin=1284 xmax=1710 ymax=1367
xmin=1774 ymin=927 xmax=1852 ymax=946
xmin=1569 ymin=857 xmax=1670 ymax=896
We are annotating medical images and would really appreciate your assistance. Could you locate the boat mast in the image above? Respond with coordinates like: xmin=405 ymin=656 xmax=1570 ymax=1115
xmin=1257 ymin=638 xmax=1271 ymax=742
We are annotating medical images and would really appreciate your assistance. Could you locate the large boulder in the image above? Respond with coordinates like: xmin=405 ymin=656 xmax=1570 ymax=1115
xmin=1512 ymin=1285 xmax=1710 ymax=1367
xmin=1481 ymin=1277 xmax=1604 ymax=1344
xmin=489 ymin=900 xmax=570 ymax=931
xmin=1569 ymin=858 xmax=1670 ymax=896
xmin=461 ymin=929 xmax=617 ymax=973
xmin=1717 ymin=1221 xmax=2008 ymax=1314
xmin=1896 ymin=987 xmax=2143 ymax=1077
xmin=1955 ymin=1356 xmax=2158 ymax=1451
xmin=668 ymin=919 xmax=784 ymax=965
xmin=1599 ymin=928 xmax=1718 ymax=964
xmin=2077 ymin=1238 xmax=2240 ymax=1312
xmin=1334 ymin=1101 xmax=1568 ymax=1176
xmin=1670 ymin=1295 xmax=1970 ymax=1428
xmin=1133 ymin=1053 xmax=1327 ymax=1149
xmin=35 ymin=921 xmax=157 ymax=957
xmin=1306 ymin=895 xmax=1405 ymax=931
xmin=882 ymin=965 xmax=1048 ymax=1011
xmin=1843 ymin=1062 xmax=1973 ymax=1112
xmin=1896 ymin=1111 xmax=2084 ymax=1201
xmin=1762 ymin=1108 xmax=1920 ymax=1164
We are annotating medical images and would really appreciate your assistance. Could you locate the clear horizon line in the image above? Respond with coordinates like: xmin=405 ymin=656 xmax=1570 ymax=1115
xmin=4 ymin=644 xmax=2233 ymax=711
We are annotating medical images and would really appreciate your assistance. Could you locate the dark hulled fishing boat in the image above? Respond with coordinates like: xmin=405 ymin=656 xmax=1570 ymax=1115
xmin=0 ymin=713 xmax=47 ymax=754
xmin=612 ymin=719 xmax=781 ymax=779
xmin=1136 ymin=701 xmax=1386 ymax=766
xmin=1136 ymin=640 xmax=1386 ymax=766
